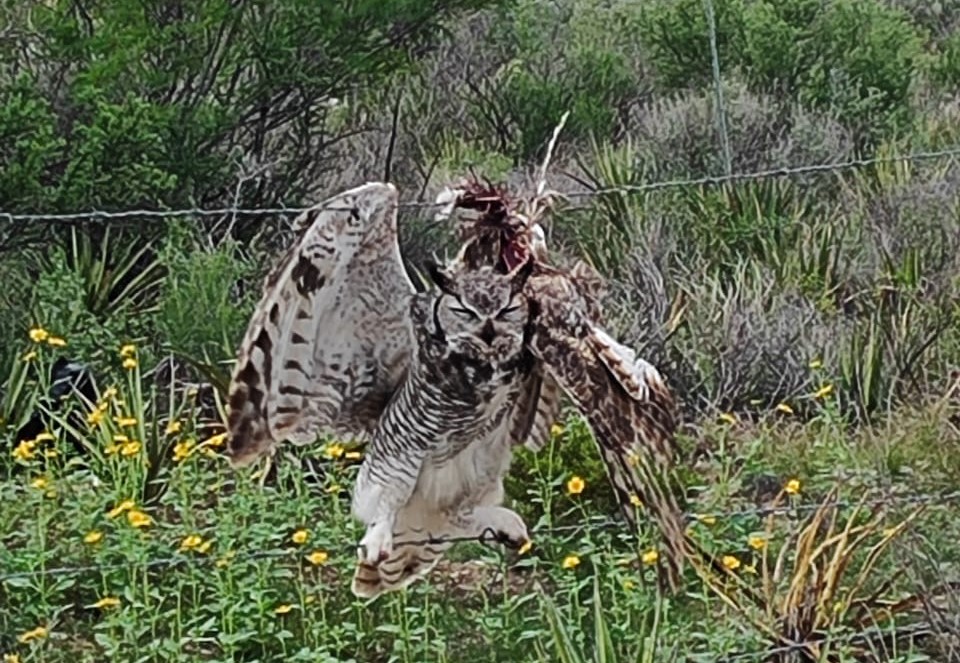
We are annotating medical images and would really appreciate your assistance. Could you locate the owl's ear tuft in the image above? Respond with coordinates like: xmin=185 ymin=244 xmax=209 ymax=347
xmin=424 ymin=259 xmax=456 ymax=295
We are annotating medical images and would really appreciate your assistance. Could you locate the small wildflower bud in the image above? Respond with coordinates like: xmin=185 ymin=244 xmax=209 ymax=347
xmin=784 ymin=478 xmax=801 ymax=495
xmin=274 ymin=604 xmax=294 ymax=615
xmin=747 ymin=535 xmax=767 ymax=550
xmin=719 ymin=412 xmax=737 ymax=425
xmin=122 ymin=357 xmax=137 ymax=370
xmin=518 ymin=540 xmax=533 ymax=555
xmin=641 ymin=549 xmax=659 ymax=565
xmin=775 ymin=402 xmax=794 ymax=414
xmin=561 ymin=554 xmax=580 ymax=570
xmin=89 ymin=597 xmax=121 ymax=610
xmin=813 ymin=384 xmax=833 ymax=399
xmin=46 ymin=336 xmax=66 ymax=347
xmin=165 ymin=420 xmax=182 ymax=435
xmin=84 ymin=530 xmax=103 ymax=544
xmin=17 ymin=626 xmax=48 ymax=643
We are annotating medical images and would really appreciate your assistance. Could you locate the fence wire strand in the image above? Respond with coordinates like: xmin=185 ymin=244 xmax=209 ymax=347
xmin=1 ymin=145 xmax=958 ymax=224
xmin=1 ymin=484 xmax=949 ymax=663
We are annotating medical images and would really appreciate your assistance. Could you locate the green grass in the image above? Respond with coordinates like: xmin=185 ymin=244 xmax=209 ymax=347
xmin=2 ymin=338 xmax=959 ymax=662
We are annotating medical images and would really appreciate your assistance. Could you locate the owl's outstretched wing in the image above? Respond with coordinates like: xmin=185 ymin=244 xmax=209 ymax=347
xmin=524 ymin=266 xmax=691 ymax=591
xmin=226 ymin=182 xmax=416 ymax=467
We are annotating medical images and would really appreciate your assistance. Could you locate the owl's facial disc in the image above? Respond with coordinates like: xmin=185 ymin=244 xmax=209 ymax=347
xmin=427 ymin=264 xmax=530 ymax=362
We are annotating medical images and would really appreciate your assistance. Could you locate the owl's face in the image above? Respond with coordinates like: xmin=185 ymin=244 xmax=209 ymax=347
xmin=415 ymin=261 xmax=532 ymax=365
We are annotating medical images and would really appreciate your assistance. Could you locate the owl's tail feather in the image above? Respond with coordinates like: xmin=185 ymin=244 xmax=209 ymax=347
xmin=351 ymin=537 xmax=451 ymax=599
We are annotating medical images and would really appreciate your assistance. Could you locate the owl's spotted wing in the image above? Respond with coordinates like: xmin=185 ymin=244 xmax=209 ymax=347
xmin=524 ymin=267 xmax=690 ymax=591
xmin=226 ymin=182 xmax=416 ymax=466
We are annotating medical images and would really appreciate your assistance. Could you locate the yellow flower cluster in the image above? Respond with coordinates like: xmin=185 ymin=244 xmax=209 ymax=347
xmin=180 ymin=534 xmax=213 ymax=554
xmin=27 ymin=325 xmax=65 ymax=347
xmin=106 ymin=500 xmax=152 ymax=528
xmin=120 ymin=343 xmax=137 ymax=370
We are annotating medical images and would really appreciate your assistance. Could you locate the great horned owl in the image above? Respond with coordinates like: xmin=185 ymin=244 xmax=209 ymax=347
xmin=225 ymin=180 xmax=701 ymax=597
xmin=351 ymin=260 xmax=535 ymax=596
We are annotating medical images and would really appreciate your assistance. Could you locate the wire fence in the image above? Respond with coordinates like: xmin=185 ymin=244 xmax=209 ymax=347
xmin=1 ymin=145 xmax=959 ymax=225
xmin=4 ymin=7 xmax=960 ymax=661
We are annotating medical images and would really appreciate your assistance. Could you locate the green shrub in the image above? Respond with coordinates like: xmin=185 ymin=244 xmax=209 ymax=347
xmin=638 ymin=0 xmax=930 ymax=144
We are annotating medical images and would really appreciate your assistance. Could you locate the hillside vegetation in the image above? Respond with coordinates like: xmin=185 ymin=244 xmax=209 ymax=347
xmin=2 ymin=0 xmax=960 ymax=661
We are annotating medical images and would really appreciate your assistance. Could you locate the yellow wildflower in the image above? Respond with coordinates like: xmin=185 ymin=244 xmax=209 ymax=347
xmin=626 ymin=452 xmax=639 ymax=467
xmin=566 ymin=475 xmax=585 ymax=495
xmin=115 ymin=416 xmax=137 ymax=427
xmin=180 ymin=534 xmax=204 ymax=551
xmin=275 ymin=604 xmax=294 ymax=615
xmin=103 ymin=387 xmax=118 ymax=400
xmin=12 ymin=440 xmax=36 ymax=461
xmin=550 ymin=423 xmax=564 ymax=438
xmin=35 ymin=432 xmax=54 ymax=443
xmin=775 ymin=402 xmax=794 ymax=414
xmin=120 ymin=344 xmax=136 ymax=358
xmin=785 ymin=478 xmax=801 ymax=495
xmin=43 ymin=448 xmax=58 ymax=459
xmin=722 ymin=555 xmax=741 ymax=571
xmin=22 ymin=350 xmax=37 ymax=362
xmin=518 ymin=540 xmax=533 ymax=555
xmin=747 ymin=534 xmax=767 ymax=550
xmin=641 ymin=549 xmax=659 ymax=565
xmin=28 ymin=327 xmax=49 ymax=343
xmin=744 ymin=564 xmax=757 ymax=575
xmin=344 ymin=450 xmax=362 ymax=460
xmin=629 ymin=494 xmax=643 ymax=508
xmin=90 ymin=596 xmax=121 ymax=610
xmin=120 ymin=441 xmax=141 ymax=456
xmin=165 ymin=420 xmax=182 ymax=435
xmin=17 ymin=626 xmax=47 ymax=643
xmin=325 ymin=484 xmax=342 ymax=494
xmin=622 ymin=579 xmax=636 ymax=590
xmin=291 ymin=529 xmax=309 ymax=545
xmin=127 ymin=509 xmax=152 ymax=528
xmin=561 ymin=554 xmax=580 ymax=570
xmin=4 ymin=653 xmax=22 ymax=663
xmin=809 ymin=358 xmax=823 ymax=369
xmin=197 ymin=540 xmax=213 ymax=554
xmin=87 ymin=408 xmax=104 ymax=426
xmin=719 ymin=412 xmax=737 ymax=425
xmin=323 ymin=442 xmax=344 ymax=459
xmin=104 ymin=443 xmax=120 ymax=455
xmin=113 ymin=434 xmax=129 ymax=443
xmin=46 ymin=336 xmax=66 ymax=347
xmin=201 ymin=432 xmax=227 ymax=448
xmin=306 ymin=550 xmax=329 ymax=566
xmin=813 ymin=384 xmax=833 ymax=399
xmin=84 ymin=530 xmax=103 ymax=545
xmin=122 ymin=357 xmax=137 ymax=370
xmin=30 ymin=477 xmax=49 ymax=490
xmin=107 ymin=499 xmax=136 ymax=518
xmin=173 ymin=440 xmax=193 ymax=462
xmin=695 ymin=514 xmax=717 ymax=526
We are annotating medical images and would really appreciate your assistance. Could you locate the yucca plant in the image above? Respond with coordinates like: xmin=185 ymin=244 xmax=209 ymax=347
xmin=713 ymin=486 xmax=929 ymax=661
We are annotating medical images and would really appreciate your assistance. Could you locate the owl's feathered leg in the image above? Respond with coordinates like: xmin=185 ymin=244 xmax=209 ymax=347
xmin=352 ymin=441 xmax=429 ymax=565
xmin=351 ymin=506 xmax=454 ymax=599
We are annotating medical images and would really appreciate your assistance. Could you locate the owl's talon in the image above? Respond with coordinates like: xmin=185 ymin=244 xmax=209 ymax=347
xmin=358 ymin=521 xmax=394 ymax=565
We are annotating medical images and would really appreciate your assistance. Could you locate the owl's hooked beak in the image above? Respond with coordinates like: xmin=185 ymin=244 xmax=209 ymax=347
xmin=478 ymin=319 xmax=496 ymax=346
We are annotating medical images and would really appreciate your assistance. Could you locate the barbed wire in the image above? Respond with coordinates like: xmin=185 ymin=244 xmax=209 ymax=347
xmin=2 ymin=487 xmax=958 ymax=585
xmin=1 ymin=145 xmax=958 ymax=224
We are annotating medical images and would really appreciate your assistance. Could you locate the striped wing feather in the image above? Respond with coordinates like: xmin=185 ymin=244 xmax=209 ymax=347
xmin=524 ymin=268 xmax=691 ymax=592
xmin=226 ymin=182 xmax=416 ymax=466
